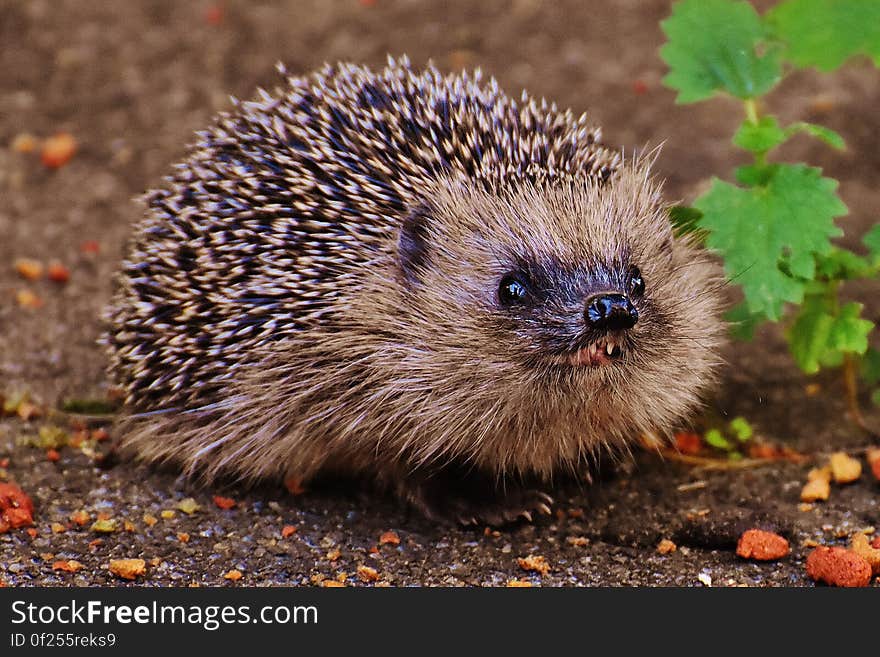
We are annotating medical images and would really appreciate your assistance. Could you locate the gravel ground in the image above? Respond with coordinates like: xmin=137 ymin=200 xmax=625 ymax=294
xmin=1 ymin=0 xmax=878 ymax=587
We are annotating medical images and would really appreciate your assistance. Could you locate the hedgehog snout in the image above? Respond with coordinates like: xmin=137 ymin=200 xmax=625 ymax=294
xmin=584 ymin=293 xmax=638 ymax=331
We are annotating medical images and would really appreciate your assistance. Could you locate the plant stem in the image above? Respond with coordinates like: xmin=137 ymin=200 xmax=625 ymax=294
xmin=843 ymin=353 xmax=880 ymax=440
xmin=744 ymin=98 xmax=759 ymax=125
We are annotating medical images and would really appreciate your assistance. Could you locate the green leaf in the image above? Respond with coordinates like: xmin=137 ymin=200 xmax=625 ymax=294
xmin=815 ymin=247 xmax=872 ymax=280
xmin=787 ymin=293 xmax=872 ymax=374
xmin=704 ymin=428 xmax=732 ymax=450
xmin=729 ymin=416 xmax=754 ymax=442
xmin=860 ymin=347 xmax=880 ymax=386
xmin=787 ymin=291 xmax=837 ymax=373
xmin=863 ymin=223 xmax=880 ymax=264
xmin=872 ymin=388 xmax=880 ymax=407
xmin=660 ymin=0 xmax=782 ymax=102
xmin=766 ymin=0 xmax=880 ymax=71
xmin=734 ymin=118 xmax=846 ymax=156
xmin=734 ymin=116 xmax=786 ymax=154
xmin=725 ymin=302 xmax=764 ymax=340
xmin=785 ymin=122 xmax=846 ymax=150
xmin=695 ymin=164 xmax=847 ymax=320
xmin=827 ymin=302 xmax=873 ymax=355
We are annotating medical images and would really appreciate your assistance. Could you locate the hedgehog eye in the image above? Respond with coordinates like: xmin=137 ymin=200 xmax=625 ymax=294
xmin=498 ymin=274 xmax=528 ymax=305
xmin=628 ymin=266 xmax=645 ymax=297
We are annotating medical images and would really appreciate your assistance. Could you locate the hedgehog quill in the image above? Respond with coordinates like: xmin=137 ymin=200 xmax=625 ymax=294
xmin=104 ymin=57 xmax=724 ymax=524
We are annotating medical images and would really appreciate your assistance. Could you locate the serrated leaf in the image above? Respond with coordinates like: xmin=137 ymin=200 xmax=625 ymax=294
xmin=787 ymin=294 xmax=873 ymax=373
xmin=734 ymin=116 xmax=786 ymax=153
xmin=767 ymin=0 xmax=880 ymax=71
xmin=826 ymin=302 xmax=873 ymax=355
xmin=787 ymin=292 xmax=836 ymax=373
xmin=815 ymin=247 xmax=872 ymax=280
xmin=695 ymin=164 xmax=846 ymax=319
xmin=660 ymin=0 xmax=782 ymax=103
xmin=785 ymin=122 xmax=846 ymax=150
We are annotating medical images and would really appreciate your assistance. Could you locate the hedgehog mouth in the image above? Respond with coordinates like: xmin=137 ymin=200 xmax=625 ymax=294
xmin=568 ymin=336 xmax=624 ymax=367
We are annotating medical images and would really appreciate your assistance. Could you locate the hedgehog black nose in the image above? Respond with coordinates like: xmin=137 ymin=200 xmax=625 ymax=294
xmin=585 ymin=294 xmax=638 ymax=331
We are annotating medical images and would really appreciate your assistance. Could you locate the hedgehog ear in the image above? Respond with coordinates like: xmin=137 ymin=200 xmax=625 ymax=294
xmin=398 ymin=203 xmax=432 ymax=285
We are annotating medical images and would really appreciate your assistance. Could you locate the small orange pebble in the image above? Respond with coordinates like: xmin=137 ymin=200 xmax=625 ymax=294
xmin=223 ymin=569 xmax=242 ymax=581
xmin=142 ymin=513 xmax=158 ymax=527
xmin=14 ymin=258 xmax=43 ymax=280
xmin=368 ymin=545 xmax=380 ymax=555
xmin=0 ymin=458 xmax=9 ymax=468
xmin=736 ymin=529 xmax=790 ymax=561
xmin=379 ymin=530 xmax=400 ymax=546
xmin=109 ymin=558 xmax=146 ymax=581
xmin=506 ymin=579 xmax=533 ymax=587
xmin=46 ymin=262 xmax=70 ymax=283
xmin=326 ymin=548 xmax=341 ymax=562
xmin=11 ymin=133 xmax=38 ymax=153
xmin=517 ymin=555 xmax=550 ymax=575
xmin=867 ymin=448 xmax=880 ymax=482
xmin=804 ymin=383 xmax=821 ymax=396
xmin=16 ymin=401 xmax=41 ymax=421
xmin=567 ymin=536 xmax=589 ymax=547
xmin=656 ymin=539 xmax=677 ymax=555
xmin=123 ymin=520 xmax=136 ymax=532
xmin=850 ymin=533 xmax=880 ymax=575
xmin=281 ymin=524 xmax=297 ymax=538
xmin=69 ymin=510 xmax=90 ymax=526
xmin=177 ymin=532 xmax=190 ymax=543
xmin=26 ymin=528 xmax=38 ymax=538
xmin=323 ymin=580 xmax=345 ymax=587
xmin=52 ymin=559 xmax=84 ymax=573
xmin=801 ymin=478 xmax=830 ymax=503
xmin=806 ymin=547 xmax=871 ymax=588
xmin=674 ymin=431 xmax=702 ymax=455
xmin=50 ymin=522 xmax=66 ymax=533
xmin=16 ymin=289 xmax=43 ymax=309
xmin=46 ymin=449 xmax=60 ymax=462
xmin=357 ymin=565 xmax=379 ymax=582
xmin=0 ymin=482 xmax=35 ymax=533
xmin=213 ymin=495 xmax=236 ymax=510
xmin=284 ymin=476 xmax=306 ymax=495
xmin=91 ymin=428 xmax=109 ymax=442
xmin=829 ymin=452 xmax=861 ymax=484
xmin=40 ymin=132 xmax=77 ymax=169
xmin=88 ymin=538 xmax=103 ymax=550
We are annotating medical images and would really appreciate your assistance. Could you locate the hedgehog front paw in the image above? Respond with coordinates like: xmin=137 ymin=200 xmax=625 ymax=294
xmin=396 ymin=471 xmax=555 ymax=527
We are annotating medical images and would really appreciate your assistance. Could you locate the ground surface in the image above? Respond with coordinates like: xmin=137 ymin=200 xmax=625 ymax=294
xmin=1 ymin=0 xmax=878 ymax=587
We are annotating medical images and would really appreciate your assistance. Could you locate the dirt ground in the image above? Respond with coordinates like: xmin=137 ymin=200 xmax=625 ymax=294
xmin=1 ymin=0 xmax=878 ymax=587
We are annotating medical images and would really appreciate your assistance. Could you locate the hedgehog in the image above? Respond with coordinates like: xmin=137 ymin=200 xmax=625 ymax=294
xmin=104 ymin=56 xmax=725 ymax=525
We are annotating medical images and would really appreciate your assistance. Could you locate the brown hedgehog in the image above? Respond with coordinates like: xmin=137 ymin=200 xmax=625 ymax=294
xmin=104 ymin=56 xmax=724 ymax=524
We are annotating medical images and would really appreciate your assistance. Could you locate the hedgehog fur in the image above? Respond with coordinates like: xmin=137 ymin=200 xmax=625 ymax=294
xmin=104 ymin=56 xmax=724 ymax=524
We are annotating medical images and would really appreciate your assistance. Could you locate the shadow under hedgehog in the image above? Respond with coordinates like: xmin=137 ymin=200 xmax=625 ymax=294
xmin=103 ymin=56 xmax=725 ymax=525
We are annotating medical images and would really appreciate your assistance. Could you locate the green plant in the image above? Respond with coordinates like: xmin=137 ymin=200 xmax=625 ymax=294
xmin=660 ymin=0 xmax=880 ymax=430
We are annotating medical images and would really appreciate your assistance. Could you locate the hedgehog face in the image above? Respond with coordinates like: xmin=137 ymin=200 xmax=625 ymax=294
xmin=397 ymin=169 xmax=709 ymax=378
xmin=391 ymin=167 xmax=723 ymax=468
